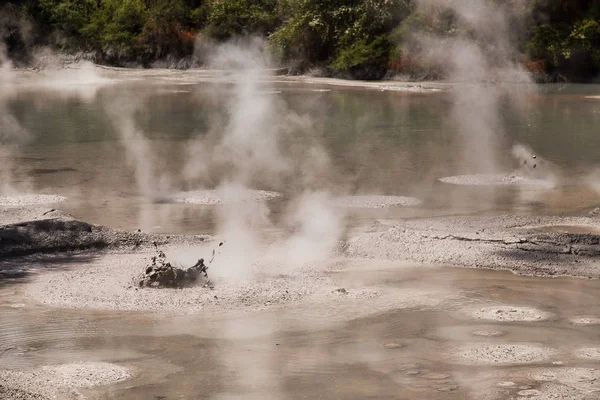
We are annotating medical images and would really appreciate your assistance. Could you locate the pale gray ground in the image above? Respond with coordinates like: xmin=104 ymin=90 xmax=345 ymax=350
xmin=344 ymin=215 xmax=600 ymax=278
xmin=23 ymin=252 xmax=461 ymax=316
xmin=448 ymin=344 xmax=556 ymax=365
xmin=0 ymin=362 xmax=130 ymax=399
xmin=170 ymin=189 xmax=282 ymax=205
xmin=570 ymin=316 xmax=600 ymax=325
xmin=0 ymin=195 xmax=67 ymax=207
xmin=331 ymin=195 xmax=422 ymax=208
xmin=438 ymin=174 xmax=553 ymax=187
xmin=458 ymin=306 xmax=552 ymax=322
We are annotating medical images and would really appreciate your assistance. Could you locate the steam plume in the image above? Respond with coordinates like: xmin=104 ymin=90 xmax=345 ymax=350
xmin=411 ymin=0 xmax=533 ymax=174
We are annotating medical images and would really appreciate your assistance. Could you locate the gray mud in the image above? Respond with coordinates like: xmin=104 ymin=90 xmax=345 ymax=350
xmin=0 ymin=362 xmax=130 ymax=399
xmin=0 ymin=195 xmax=67 ymax=207
xmin=0 ymin=207 xmax=208 ymax=260
xmin=438 ymin=174 xmax=552 ymax=187
xmin=448 ymin=343 xmax=556 ymax=365
xmin=459 ymin=306 xmax=551 ymax=322
xmin=332 ymin=195 xmax=422 ymax=208
xmin=170 ymin=189 xmax=281 ymax=205
xmin=344 ymin=215 xmax=600 ymax=278
xmin=24 ymin=250 xmax=334 ymax=313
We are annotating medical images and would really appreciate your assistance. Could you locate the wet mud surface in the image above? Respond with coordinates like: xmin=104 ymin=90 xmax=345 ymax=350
xmin=3 ymin=201 xmax=600 ymax=399
xmin=3 ymin=259 xmax=600 ymax=399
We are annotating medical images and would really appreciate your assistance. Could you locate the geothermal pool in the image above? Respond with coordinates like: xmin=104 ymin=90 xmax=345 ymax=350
xmin=3 ymin=263 xmax=600 ymax=399
xmin=2 ymin=68 xmax=600 ymax=399
xmin=2 ymin=72 xmax=600 ymax=233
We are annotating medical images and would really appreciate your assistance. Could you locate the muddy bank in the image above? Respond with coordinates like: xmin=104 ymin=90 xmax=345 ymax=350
xmin=0 ymin=362 xmax=130 ymax=399
xmin=344 ymin=215 xmax=600 ymax=278
xmin=0 ymin=385 xmax=47 ymax=400
xmin=0 ymin=195 xmax=67 ymax=207
xmin=5 ymin=209 xmax=600 ymax=280
xmin=0 ymin=207 xmax=208 ymax=260
xmin=24 ymin=250 xmax=339 ymax=313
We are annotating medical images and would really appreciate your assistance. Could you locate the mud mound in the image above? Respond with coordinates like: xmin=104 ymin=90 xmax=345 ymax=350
xmin=0 ymin=195 xmax=67 ymax=207
xmin=170 ymin=189 xmax=281 ymax=205
xmin=137 ymin=248 xmax=213 ymax=289
xmin=461 ymin=306 xmax=551 ymax=322
xmin=332 ymin=195 xmax=422 ymax=208
xmin=0 ymin=215 xmax=207 ymax=259
xmin=438 ymin=174 xmax=551 ymax=187
xmin=574 ymin=348 xmax=600 ymax=360
xmin=0 ymin=385 xmax=48 ymax=400
xmin=24 ymin=251 xmax=332 ymax=313
xmin=472 ymin=329 xmax=505 ymax=337
xmin=570 ymin=316 xmax=600 ymax=325
xmin=449 ymin=343 xmax=555 ymax=365
xmin=0 ymin=362 xmax=130 ymax=398
xmin=527 ymin=368 xmax=600 ymax=398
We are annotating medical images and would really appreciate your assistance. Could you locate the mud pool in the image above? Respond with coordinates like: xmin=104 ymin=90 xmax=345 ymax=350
xmin=3 ymin=264 xmax=600 ymax=399
xmin=1 ymin=68 xmax=600 ymax=399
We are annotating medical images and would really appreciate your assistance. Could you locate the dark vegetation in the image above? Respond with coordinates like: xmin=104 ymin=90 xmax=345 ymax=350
xmin=1 ymin=0 xmax=599 ymax=81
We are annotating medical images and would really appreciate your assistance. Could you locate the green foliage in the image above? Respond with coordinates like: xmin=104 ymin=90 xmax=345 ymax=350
xmin=525 ymin=0 xmax=600 ymax=79
xmin=141 ymin=0 xmax=193 ymax=59
xmin=330 ymin=35 xmax=389 ymax=71
xmin=270 ymin=0 xmax=409 ymax=77
xmin=39 ymin=0 xmax=97 ymax=35
xmin=204 ymin=0 xmax=279 ymax=40
xmin=79 ymin=0 xmax=147 ymax=59
xmin=5 ymin=0 xmax=600 ymax=80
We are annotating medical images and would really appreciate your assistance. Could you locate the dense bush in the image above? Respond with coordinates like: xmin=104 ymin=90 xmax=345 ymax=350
xmin=270 ymin=0 xmax=410 ymax=78
xmin=1 ymin=0 xmax=599 ymax=80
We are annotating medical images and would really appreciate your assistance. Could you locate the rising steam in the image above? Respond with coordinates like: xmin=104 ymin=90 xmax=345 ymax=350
xmin=104 ymin=95 xmax=171 ymax=202
xmin=411 ymin=0 xmax=533 ymax=174
xmin=183 ymin=38 xmax=345 ymax=279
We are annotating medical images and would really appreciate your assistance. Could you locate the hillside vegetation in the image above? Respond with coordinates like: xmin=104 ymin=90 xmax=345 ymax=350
xmin=1 ymin=0 xmax=599 ymax=81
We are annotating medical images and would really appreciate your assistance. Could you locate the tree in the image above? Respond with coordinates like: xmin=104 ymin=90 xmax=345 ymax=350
xmin=203 ymin=0 xmax=279 ymax=40
xmin=270 ymin=0 xmax=410 ymax=78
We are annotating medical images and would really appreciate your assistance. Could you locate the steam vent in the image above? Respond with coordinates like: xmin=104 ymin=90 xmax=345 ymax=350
xmin=3 ymin=2 xmax=600 ymax=397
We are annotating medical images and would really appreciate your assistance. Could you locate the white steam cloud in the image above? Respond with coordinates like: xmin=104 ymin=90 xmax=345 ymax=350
xmin=182 ymin=37 xmax=345 ymax=280
xmin=104 ymin=96 xmax=172 ymax=203
xmin=412 ymin=0 xmax=534 ymax=174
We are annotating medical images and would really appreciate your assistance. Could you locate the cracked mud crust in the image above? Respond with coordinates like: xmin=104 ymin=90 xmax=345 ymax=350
xmin=344 ymin=215 xmax=600 ymax=278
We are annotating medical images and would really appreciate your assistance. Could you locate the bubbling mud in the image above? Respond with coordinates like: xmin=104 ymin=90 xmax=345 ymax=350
xmin=331 ymin=195 xmax=422 ymax=208
xmin=0 ymin=194 xmax=67 ymax=206
xmin=438 ymin=174 xmax=552 ymax=187
xmin=460 ymin=305 xmax=552 ymax=322
xmin=170 ymin=189 xmax=281 ymax=205
xmin=449 ymin=343 xmax=556 ymax=365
